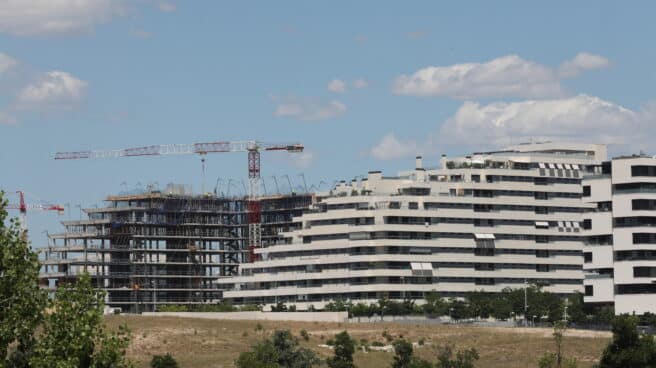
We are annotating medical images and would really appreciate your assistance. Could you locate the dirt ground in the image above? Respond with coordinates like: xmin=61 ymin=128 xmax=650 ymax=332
xmin=105 ymin=315 xmax=610 ymax=368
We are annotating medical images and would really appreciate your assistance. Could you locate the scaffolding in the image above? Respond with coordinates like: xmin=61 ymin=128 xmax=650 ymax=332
xmin=39 ymin=190 xmax=313 ymax=312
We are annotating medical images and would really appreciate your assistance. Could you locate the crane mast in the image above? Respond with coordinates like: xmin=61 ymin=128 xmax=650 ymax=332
xmin=53 ymin=140 xmax=304 ymax=263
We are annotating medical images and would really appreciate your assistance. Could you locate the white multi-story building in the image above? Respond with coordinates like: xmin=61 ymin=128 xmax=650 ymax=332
xmin=219 ymin=142 xmax=607 ymax=309
xmin=583 ymin=155 xmax=656 ymax=314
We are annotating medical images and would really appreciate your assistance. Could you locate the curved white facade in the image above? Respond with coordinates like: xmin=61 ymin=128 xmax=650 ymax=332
xmin=583 ymin=156 xmax=656 ymax=314
xmin=220 ymin=143 xmax=606 ymax=309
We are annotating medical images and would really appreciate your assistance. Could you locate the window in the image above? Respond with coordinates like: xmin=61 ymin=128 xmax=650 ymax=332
xmin=584 ymin=252 xmax=592 ymax=263
xmin=536 ymin=249 xmax=550 ymax=258
xmin=389 ymin=202 xmax=401 ymax=209
xmin=474 ymin=204 xmax=492 ymax=212
xmin=474 ymin=263 xmax=495 ymax=271
xmin=634 ymin=267 xmax=656 ymax=278
xmin=633 ymin=233 xmax=656 ymax=244
xmin=631 ymin=165 xmax=656 ymax=177
xmin=534 ymin=177 xmax=548 ymax=186
xmin=474 ymin=219 xmax=493 ymax=227
xmin=536 ymin=264 xmax=551 ymax=272
xmin=471 ymin=174 xmax=480 ymax=183
xmin=632 ymin=199 xmax=656 ymax=211
xmin=474 ymin=248 xmax=495 ymax=256
xmin=582 ymin=219 xmax=592 ymax=230
xmin=536 ymin=235 xmax=549 ymax=243
xmin=585 ymin=285 xmax=593 ymax=296
xmin=582 ymin=185 xmax=591 ymax=197
xmin=408 ymin=202 xmax=418 ymax=210
xmin=534 ymin=192 xmax=548 ymax=200
xmin=616 ymin=250 xmax=656 ymax=261
xmin=615 ymin=217 xmax=656 ymax=228
xmin=474 ymin=278 xmax=495 ymax=285
xmin=617 ymin=283 xmax=656 ymax=294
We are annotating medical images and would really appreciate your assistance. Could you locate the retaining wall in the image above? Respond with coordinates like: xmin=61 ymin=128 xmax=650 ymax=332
xmin=141 ymin=311 xmax=348 ymax=323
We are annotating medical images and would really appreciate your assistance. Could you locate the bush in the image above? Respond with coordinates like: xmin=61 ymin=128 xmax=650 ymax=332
xmin=150 ymin=353 xmax=179 ymax=368
xmin=327 ymin=331 xmax=356 ymax=368
xmin=157 ymin=304 xmax=188 ymax=312
xmin=598 ymin=315 xmax=656 ymax=368
xmin=235 ymin=330 xmax=319 ymax=368
xmin=300 ymin=329 xmax=310 ymax=341
xmin=382 ymin=329 xmax=393 ymax=342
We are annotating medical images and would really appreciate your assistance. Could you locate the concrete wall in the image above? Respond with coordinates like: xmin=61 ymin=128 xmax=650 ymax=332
xmin=142 ymin=311 xmax=348 ymax=323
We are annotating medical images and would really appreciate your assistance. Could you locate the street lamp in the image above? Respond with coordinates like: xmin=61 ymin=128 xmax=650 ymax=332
xmin=449 ymin=307 xmax=455 ymax=321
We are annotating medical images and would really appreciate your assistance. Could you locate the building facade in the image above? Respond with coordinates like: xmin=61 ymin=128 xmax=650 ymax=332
xmin=40 ymin=185 xmax=313 ymax=312
xmin=583 ymin=155 xmax=656 ymax=314
xmin=220 ymin=142 xmax=606 ymax=309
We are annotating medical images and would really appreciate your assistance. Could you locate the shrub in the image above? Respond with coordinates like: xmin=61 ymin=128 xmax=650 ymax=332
xmin=327 ymin=331 xmax=356 ymax=368
xmin=157 ymin=304 xmax=188 ymax=312
xmin=150 ymin=353 xmax=179 ymax=368
xmin=300 ymin=329 xmax=310 ymax=341
xmin=382 ymin=329 xmax=393 ymax=342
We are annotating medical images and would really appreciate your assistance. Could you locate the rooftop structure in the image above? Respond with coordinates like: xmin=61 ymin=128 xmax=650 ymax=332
xmin=40 ymin=186 xmax=313 ymax=312
xmin=220 ymin=142 xmax=606 ymax=309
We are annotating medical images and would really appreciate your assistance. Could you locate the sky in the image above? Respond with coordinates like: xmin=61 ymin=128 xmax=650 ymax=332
xmin=1 ymin=1 xmax=655 ymax=247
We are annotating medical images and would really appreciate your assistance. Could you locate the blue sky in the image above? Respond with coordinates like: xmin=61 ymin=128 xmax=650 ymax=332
xmin=1 ymin=1 xmax=655 ymax=246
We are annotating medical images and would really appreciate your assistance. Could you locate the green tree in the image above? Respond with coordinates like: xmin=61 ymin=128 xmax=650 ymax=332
xmin=538 ymin=321 xmax=578 ymax=368
xmin=30 ymin=273 xmax=132 ymax=368
xmin=423 ymin=291 xmax=447 ymax=318
xmin=327 ymin=331 xmax=356 ymax=368
xmin=466 ymin=291 xmax=493 ymax=319
xmin=235 ymin=339 xmax=281 ymax=368
xmin=150 ymin=353 xmax=179 ymax=368
xmin=597 ymin=315 xmax=656 ymax=368
xmin=392 ymin=339 xmax=432 ymax=368
xmin=0 ymin=191 xmax=47 ymax=365
xmin=435 ymin=344 xmax=479 ymax=368
xmin=236 ymin=330 xmax=319 ymax=368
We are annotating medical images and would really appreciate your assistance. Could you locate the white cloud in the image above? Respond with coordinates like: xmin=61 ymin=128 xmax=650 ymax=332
xmin=371 ymin=95 xmax=656 ymax=159
xmin=17 ymin=71 xmax=88 ymax=110
xmin=439 ymin=95 xmax=653 ymax=151
xmin=559 ymin=52 xmax=611 ymax=78
xmin=0 ymin=0 xmax=126 ymax=37
xmin=327 ymin=79 xmax=347 ymax=93
xmin=0 ymin=112 xmax=17 ymax=125
xmin=353 ymin=78 xmax=368 ymax=89
xmin=393 ymin=53 xmax=610 ymax=99
xmin=370 ymin=133 xmax=419 ymax=160
xmin=158 ymin=2 xmax=176 ymax=12
xmin=0 ymin=53 xmax=18 ymax=75
xmin=273 ymin=97 xmax=346 ymax=122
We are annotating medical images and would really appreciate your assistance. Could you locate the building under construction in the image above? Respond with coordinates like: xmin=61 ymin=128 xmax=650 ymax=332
xmin=39 ymin=185 xmax=313 ymax=312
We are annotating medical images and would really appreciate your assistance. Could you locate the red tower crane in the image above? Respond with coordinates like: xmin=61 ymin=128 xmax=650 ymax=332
xmin=53 ymin=140 xmax=304 ymax=262
xmin=6 ymin=191 xmax=65 ymax=236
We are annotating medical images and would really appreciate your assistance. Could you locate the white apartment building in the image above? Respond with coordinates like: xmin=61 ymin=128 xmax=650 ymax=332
xmin=219 ymin=142 xmax=607 ymax=309
xmin=583 ymin=155 xmax=656 ymax=315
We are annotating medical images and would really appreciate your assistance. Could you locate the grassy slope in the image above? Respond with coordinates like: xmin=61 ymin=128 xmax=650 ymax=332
xmin=105 ymin=316 xmax=610 ymax=368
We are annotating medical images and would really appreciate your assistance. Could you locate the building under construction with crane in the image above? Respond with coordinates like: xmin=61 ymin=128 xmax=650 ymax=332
xmin=39 ymin=140 xmax=314 ymax=312
xmin=40 ymin=186 xmax=312 ymax=312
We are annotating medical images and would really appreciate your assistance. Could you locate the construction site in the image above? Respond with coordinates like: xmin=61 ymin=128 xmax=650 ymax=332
xmin=36 ymin=140 xmax=314 ymax=312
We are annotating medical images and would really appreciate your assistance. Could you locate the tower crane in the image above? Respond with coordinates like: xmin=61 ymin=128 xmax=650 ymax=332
xmin=53 ymin=140 xmax=304 ymax=262
xmin=5 ymin=191 xmax=65 ymax=238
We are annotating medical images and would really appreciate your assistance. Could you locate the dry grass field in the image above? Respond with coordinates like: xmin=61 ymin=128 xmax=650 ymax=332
xmin=105 ymin=315 xmax=611 ymax=368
